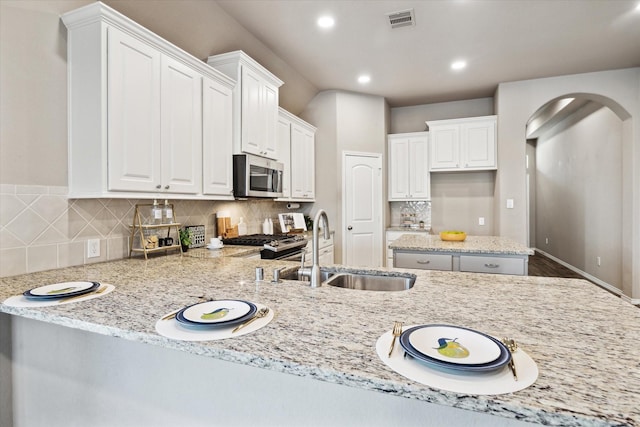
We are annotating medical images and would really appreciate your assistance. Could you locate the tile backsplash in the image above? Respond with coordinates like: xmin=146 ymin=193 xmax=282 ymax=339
xmin=389 ymin=201 xmax=431 ymax=228
xmin=0 ymin=184 xmax=306 ymax=278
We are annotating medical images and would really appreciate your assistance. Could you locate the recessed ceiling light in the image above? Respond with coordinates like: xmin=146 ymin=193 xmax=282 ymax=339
xmin=451 ymin=60 xmax=467 ymax=71
xmin=357 ymin=75 xmax=371 ymax=84
xmin=317 ymin=16 xmax=335 ymax=28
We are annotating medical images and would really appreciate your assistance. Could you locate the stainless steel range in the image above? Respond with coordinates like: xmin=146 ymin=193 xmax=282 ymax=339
xmin=222 ymin=234 xmax=307 ymax=260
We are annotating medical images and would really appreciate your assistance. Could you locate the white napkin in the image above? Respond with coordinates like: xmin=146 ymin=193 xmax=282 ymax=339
xmin=377 ymin=327 xmax=538 ymax=395
xmin=3 ymin=284 xmax=115 ymax=308
xmin=155 ymin=304 xmax=274 ymax=341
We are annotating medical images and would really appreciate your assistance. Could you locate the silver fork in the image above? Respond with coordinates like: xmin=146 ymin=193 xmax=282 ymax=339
xmin=388 ymin=321 xmax=403 ymax=357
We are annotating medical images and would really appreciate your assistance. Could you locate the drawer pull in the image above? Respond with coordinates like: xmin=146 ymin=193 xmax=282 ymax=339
xmin=484 ymin=263 xmax=500 ymax=268
xmin=416 ymin=260 xmax=431 ymax=265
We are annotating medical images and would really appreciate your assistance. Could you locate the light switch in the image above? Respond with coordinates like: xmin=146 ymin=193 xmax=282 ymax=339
xmin=506 ymin=199 xmax=514 ymax=209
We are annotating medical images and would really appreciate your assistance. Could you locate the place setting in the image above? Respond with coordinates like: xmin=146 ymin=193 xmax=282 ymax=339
xmin=3 ymin=281 xmax=115 ymax=308
xmin=377 ymin=323 xmax=538 ymax=395
xmin=155 ymin=298 xmax=274 ymax=341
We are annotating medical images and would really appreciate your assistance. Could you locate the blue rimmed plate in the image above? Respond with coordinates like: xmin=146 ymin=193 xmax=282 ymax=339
xmin=23 ymin=281 xmax=100 ymax=300
xmin=400 ymin=324 xmax=511 ymax=372
xmin=175 ymin=299 xmax=257 ymax=328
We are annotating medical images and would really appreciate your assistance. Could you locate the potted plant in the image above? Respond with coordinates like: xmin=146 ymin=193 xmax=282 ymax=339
xmin=179 ymin=228 xmax=192 ymax=252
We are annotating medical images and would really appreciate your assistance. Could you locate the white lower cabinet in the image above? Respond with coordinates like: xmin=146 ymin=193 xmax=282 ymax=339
xmin=303 ymin=233 xmax=334 ymax=266
xmin=386 ymin=230 xmax=426 ymax=267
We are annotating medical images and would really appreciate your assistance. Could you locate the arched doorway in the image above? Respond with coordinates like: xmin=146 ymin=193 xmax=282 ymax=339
xmin=524 ymin=94 xmax=629 ymax=294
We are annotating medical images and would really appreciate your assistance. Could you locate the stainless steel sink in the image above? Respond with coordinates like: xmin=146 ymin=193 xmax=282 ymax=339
xmin=324 ymin=272 xmax=415 ymax=291
xmin=280 ymin=269 xmax=415 ymax=291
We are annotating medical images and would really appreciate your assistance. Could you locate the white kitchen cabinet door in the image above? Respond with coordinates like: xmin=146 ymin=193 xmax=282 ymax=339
xmin=107 ymin=28 xmax=161 ymax=192
xmin=291 ymin=123 xmax=315 ymax=199
xmin=241 ymin=66 xmax=264 ymax=157
xmin=160 ymin=55 xmax=202 ymax=194
xmin=429 ymin=125 xmax=460 ymax=170
xmin=262 ymin=83 xmax=279 ymax=159
xmin=428 ymin=116 xmax=497 ymax=171
xmin=389 ymin=137 xmax=410 ymax=199
xmin=276 ymin=114 xmax=292 ymax=198
xmin=388 ymin=132 xmax=429 ymax=201
xmin=408 ymin=137 xmax=430 ymax=199
xmin=202 ymin=76 xmax=233 ymax=197
xmin=461 ymin=119 xmax=496 ymax=169
xmin=240 ymin=66 xmax=279 ymax=159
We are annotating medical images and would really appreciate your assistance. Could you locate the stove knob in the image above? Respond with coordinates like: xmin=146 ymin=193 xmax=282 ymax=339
xmin=270 ymin=240 xmax=279 ymax=247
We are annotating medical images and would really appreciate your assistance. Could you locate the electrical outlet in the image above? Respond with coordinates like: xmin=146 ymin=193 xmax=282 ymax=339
xmin=87 ymin=239 xmax=100 ymax=258
xmin=597 ymin=256 xmax=601 ymax=267
xmin=478 ymin=217 xmax=485 ymax=226
xmin=506 ymin=199 xmax=514 ymax=209
xmin=545 ymin=237 xmax=549 ymax=244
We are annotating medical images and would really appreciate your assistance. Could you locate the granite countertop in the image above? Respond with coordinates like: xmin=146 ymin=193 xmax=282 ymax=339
xmin=390 ymin=234 xmax=535 ymax=256
xmin=1 ymin=255 xmax=638 ymax=426
xmin=387 ymin=226 xmax=431 ymax=233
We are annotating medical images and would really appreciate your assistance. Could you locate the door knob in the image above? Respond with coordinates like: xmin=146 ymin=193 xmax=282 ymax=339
xmin=347 ymin=226 xmax=353 ymax=230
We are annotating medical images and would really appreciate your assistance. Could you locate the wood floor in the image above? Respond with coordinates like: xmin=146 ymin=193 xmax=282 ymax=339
xmin=527 ymin=251 xmax=585 ymax=279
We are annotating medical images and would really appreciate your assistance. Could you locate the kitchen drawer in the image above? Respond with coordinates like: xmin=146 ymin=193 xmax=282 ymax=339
xmin=394 ymin=252 xmax=452 ymax=271
xmin=459 ymin=255 xmax=525 ymax=275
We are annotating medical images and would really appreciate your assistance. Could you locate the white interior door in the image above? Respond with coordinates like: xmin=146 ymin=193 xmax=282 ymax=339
xmin=343 ymin=152 xmax=383 ymax=267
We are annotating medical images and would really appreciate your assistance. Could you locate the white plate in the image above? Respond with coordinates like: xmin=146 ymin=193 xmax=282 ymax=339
xmin=408 ymin=325 xmax=502 ymax=365
xmin=27 ymin=281 xmax=96 ymax=297
xmin=181 ymin=300 xmax=252 ymax=324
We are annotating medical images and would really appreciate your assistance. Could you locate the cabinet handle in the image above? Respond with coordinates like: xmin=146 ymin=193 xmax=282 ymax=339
xmin=156 ymin=185 xmax=161 ymax=189
xmin=484 ymin=263 xmax=500 ymax=268
xmin=164 ymin=185 xmax=170 ymax=190
xmin=416 ymin=260 xmax=430 ymax=265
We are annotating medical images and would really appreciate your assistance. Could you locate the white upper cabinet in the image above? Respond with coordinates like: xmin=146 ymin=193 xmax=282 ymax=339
xmin=428 ymin=116 xmax=497 ymax=172
xmin=160 ymin=55 xmax=202 ymax=194
xmin=202 ymin=76 xmax=234 ymax=197
xmin=62 ymin=2 xmax=235 ymax=199
xmin=208 ymin=51 xmax=283 ymax=160
xmin=107 ymin=28 xmax=161 ymax=193
xmin=388 ymin=132 xmax=430 ymax=201
xmin=276 ymin=108 xmax=316 ymax=201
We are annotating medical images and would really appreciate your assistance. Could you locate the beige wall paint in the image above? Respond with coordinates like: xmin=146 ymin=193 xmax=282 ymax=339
xmin=496 ymin=68 xmax=640 ymax=300
xmin=302 ymin=91 xmax=387 ymax=264
xmin=390 ymin=97 xmax=495 ymax=134
xmin=534 ymin=106 xmax=623 ymax=290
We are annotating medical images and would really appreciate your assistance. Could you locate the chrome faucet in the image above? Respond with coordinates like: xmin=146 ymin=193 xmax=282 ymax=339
xmin=299 ymin=209 xmax=330 ymax=288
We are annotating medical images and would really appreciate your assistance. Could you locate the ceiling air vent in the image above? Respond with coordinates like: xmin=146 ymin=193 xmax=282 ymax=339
xmin=386 ymin=9 xmax=415 ymax=29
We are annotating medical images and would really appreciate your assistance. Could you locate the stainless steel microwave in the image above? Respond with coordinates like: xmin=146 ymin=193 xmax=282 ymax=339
xmin=233 ymin=154 xmax=283 ymax=198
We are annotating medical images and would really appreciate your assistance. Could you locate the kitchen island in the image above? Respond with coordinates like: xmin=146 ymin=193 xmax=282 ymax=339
xmin=1 ymin=253 xmax=638 ymax=426
xmin=391 ymin=234 xmax=535 ymax=275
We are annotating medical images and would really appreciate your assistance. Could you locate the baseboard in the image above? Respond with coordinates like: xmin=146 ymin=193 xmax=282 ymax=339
xmin=533 ymin=248 xmax=637 ymax=306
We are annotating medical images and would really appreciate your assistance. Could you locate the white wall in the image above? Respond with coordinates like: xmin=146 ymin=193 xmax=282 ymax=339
xmin=535 ymin=106 xmax=623 ymax=290
xmin=495 ymin=68 xmax=640 ymax=301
